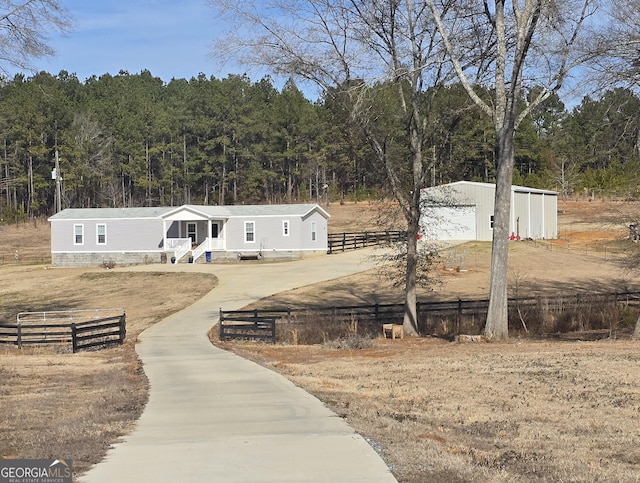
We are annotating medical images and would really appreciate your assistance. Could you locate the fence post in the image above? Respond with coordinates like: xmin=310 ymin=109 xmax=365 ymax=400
xmin=119 ymin=314 xmax=126 ymax=344
xmin=254 ymin=308 xmax=258 ymax=318
xmin=342 ymin=233 xmax=346 ymax=251
xmin=270 ymin=319 xmax=276 ymax=344
xmin=71 ymin=323 xmax=77 ymax=353
xmin=17 ymin=323 xmax=22 ymax=349
xmin=374 ymin=303 xmax=379 ymax=322
xmin=219 ymin=309 xmax=225 ymax=340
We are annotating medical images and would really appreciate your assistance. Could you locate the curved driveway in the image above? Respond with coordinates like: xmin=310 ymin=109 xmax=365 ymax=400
xmin=81 ymin=248 xmax=397 ymax=483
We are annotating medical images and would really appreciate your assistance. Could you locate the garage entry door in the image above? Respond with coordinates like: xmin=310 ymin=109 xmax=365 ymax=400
xmin=422 ymin=205 xmax=476 ymax=240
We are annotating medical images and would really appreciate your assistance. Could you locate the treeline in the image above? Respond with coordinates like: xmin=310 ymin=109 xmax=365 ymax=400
xmin=1 ymin=69 xmax=640 ymax=219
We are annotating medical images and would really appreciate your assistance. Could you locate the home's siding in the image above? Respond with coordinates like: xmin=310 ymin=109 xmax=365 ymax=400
xmin=300 ymin=210 xmax=328 ymax=250
xmin=52 ymin=218 xmax=164 ymax=252
xmin=166 ymin=221 xmax=179 ymax=238
xmin=224 ymin=211 xmax=328 ymax=255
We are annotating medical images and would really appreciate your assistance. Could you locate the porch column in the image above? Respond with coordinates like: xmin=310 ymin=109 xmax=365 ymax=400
xmin=162 ymin=219 xmax=167 ymax=251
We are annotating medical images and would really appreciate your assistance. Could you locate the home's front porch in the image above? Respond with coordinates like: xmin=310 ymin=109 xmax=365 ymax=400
xmin=164 ymin=219 xmax=226 ymax=262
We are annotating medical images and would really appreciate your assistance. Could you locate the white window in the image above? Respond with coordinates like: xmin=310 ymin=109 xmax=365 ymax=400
xmin=282 ymin=220 xmax=290 ymax=236
xmin=245 ymin=221 xmax=255 ymax=243
xmin=311 ymin=221 xmax=317 ymax=242
xmin=97 ymin=224 xmax=107 ymax=245
xmin=74 ymin=224 xmax=84 ymax=245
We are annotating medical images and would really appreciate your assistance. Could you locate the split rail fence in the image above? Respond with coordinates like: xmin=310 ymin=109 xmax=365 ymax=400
xmin=219 ymin=311 xmax=276 ymax=343
xmin=327 ymin=230 xmax=407 ymax=254
xmin=219 ymin=291 xmax=640 ymax=341
xmin=0 ymin=308 xmax=126 ymax=353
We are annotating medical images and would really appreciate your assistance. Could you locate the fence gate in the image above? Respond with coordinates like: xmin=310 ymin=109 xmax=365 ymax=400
xmin=1 ymin=308 xmax=127 ymax=352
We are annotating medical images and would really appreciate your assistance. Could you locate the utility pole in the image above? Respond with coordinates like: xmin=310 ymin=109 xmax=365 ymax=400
xmin=54 ymin=149 xmax=62 ymax=213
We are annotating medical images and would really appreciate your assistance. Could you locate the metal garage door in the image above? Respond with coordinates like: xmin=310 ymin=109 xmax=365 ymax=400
xmin=422 ymin=205 xmax=476 ymax=240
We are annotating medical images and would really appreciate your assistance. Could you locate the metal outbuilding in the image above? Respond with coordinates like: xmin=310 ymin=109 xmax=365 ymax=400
xmin=421 ymin=181 xmax=558 ymax=241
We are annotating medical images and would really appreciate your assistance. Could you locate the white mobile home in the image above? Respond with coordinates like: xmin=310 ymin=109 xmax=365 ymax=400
xmin=421 ymin=181 xmax=558 ymax=241
xmin=49 ymin=204 xmax=329 ymax=267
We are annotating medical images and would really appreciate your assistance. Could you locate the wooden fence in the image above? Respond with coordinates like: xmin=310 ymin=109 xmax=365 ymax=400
xmin=219 ymin=310 xmax=276 ymax=343
xmin=327 ymin=230 xmax=407 ymax=254
xmin=220 ymin=291 xmax=640 ymax=340
xmin=0 ymin=309 xmax=126 ymax=353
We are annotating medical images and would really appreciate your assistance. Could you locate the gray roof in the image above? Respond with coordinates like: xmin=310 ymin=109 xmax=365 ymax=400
xmin=48 ymin=206 xmax=175 ymax=220
xmin=424 ymin=181 xmax=558 ymax=196
xmin=49 ymin=204 xmax=329 ymax=221
xmin=178 ymin=204 xmax=328 ymax=218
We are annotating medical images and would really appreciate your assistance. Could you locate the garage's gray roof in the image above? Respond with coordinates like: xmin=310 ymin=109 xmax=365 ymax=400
xmin=445 ymin=181 xmax=558 ymax=195
xmin=49 ymin=204 xmax=329 ymax=221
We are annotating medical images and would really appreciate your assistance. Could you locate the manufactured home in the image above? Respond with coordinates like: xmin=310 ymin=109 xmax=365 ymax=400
xmin=421 ymin=181 xmax=558 ymax=241
xmin=49 ymin=204 xmax=329 ymax=267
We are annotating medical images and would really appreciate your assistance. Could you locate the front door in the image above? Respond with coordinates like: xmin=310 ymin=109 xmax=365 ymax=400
xmin=210 ymin=221 xmax=222 ymax=250
xmin=187 ymin=222 xmax=197 ymax=245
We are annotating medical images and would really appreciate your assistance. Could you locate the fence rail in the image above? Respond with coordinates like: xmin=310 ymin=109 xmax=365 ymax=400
xmin=220 ymin=291 xmax=640 ymax=340
xmin=1 ymin=309 xmax=126 ymax=353
xmin=327 ymin=230 xmax=407 ymax=254
xmin=219 ymin=311 xmax=276 ymax=343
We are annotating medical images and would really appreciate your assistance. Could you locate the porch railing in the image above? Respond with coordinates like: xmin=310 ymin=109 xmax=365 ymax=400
xmin=192 ymin=238 xmax=210 ymax=262
xmin=166 ymin=238 xmax=191 ymax=262
xmin=192 ymin=238 xmax=224 ymax=262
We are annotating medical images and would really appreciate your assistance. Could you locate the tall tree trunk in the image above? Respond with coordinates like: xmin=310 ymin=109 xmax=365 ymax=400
xmin=219 ymin=163 xmax=226 ymax=205
xmin=403 ymin=202 xmax=420 ymax=336
xmin=484 ymin=126 xmax=515 ymax=340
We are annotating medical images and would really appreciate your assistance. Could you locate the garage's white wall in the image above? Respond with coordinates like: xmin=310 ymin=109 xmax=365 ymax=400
xmin=422 ymin=205 xmax=476 ymax=240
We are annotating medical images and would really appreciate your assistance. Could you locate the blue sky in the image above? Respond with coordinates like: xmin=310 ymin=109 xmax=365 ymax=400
xmin=25 ymin=0 xmax=234 ymax=82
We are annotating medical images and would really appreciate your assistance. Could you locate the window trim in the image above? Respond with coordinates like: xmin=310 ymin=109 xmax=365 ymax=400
xmin=96 ymin=223 xmax=107 ymax=245
xmin=74 ymin=224 xmax=84 ymax=245
xmin=244 ymin=221 xmax=256 ymax=243
xmin=282 ymin=220 xmax=290 ymax=237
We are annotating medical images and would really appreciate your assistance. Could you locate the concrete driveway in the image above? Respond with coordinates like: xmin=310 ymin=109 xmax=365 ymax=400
xmin=81 ymin=248 xmax=397 ymax=482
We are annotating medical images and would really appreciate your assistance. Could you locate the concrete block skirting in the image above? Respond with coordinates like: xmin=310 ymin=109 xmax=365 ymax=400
xmin=52 ymin=249 xmax=328 ymax=266
xmin=51 ymin=252 xmax=163 ymax=267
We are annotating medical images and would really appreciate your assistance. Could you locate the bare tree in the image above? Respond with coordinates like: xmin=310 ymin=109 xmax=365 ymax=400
xmin=209 ymin=0 xmax=459 ymax=335
xmin=425 ymin=0 xmax=602 ymax=339
xmin=0 ymin=0 xmax=71 ymax=75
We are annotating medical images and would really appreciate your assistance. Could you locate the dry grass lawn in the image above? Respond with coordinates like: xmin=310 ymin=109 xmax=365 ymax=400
xmin=0 ymin=257 xmax=216 ymax=475
xmin=1 ymin=198 xmax=639 ymax=482
xmin=223 ymin=338 xmax=640 ymax=482
xmin=221 ymin=199 xmax=640 ymax=482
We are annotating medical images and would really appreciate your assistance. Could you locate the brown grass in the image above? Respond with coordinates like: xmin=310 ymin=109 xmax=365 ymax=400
xmin=219 ymin=198 xmax=640 ymax=482
xmin=1 ymin=199 xmax=640 ymax=481
xmin=221 ymin=337 xmax=640 ymax=482
xmin=0 ymin=244 xmax=216 ymax=475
